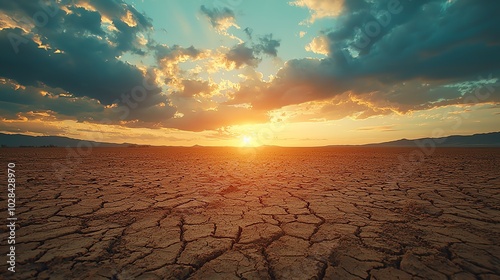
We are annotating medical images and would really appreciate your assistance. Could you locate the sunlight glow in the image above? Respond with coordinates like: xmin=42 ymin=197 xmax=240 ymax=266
xmin=242 ymin=135 xmax=253 ymax=146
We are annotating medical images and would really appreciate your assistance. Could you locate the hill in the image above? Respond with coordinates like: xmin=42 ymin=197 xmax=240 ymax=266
xmin=0 ymin=133 xmax=129 ymax=147
xmin=360 ymin=131 xmax=500 ymax=147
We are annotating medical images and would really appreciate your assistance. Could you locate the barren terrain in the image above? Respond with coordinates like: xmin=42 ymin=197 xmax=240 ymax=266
xmin=1 ymin=147 xmax=499 ymax=279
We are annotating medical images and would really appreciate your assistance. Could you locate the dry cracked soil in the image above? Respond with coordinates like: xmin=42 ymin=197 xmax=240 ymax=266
xmin=0 ymin=147 xmax=499 ymax=280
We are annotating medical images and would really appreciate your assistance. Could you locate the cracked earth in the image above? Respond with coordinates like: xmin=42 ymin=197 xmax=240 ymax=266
xmin=1 ymin=147 xmax=499 ymax=279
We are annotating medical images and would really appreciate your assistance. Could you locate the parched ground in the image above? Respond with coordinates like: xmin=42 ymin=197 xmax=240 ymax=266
xmin=1 ymin=147 xmax=499 ymax=280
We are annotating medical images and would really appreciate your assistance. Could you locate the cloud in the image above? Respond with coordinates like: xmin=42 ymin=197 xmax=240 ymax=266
xmin=0 ymin=1 xmax=178 ymax=129
xmin=306 ymin=35 xmax=329 ymax=55
xmin=166 ymin=105 xmax=269 ymax=132
xmin=256 ymin=34 xmax=281 ymax=57
xmin=0 ymin=118 xmax=68 ymax=136
xmin=2 ymin=0 xmax=499 ymax=136
xmin=228 ymin=58 xmax=345 ymax=110
xmin=229 ymin=0 xmax=500 ymax=120
xmin=155 ymin=44 xmax=204 ymax=62
xmin=1 ymin=1 xmax=272 ymax=134
xmin=243 ymin=27 xmax=253 ymax=39
xmin=1 ymin=0 xmax=152 ymax=53
xmin=0 ymin=77 xmax=178 ymax=128
xmin=0 ymin=105 xmax=69 ymax=136
xmin=0 ymin=0 xmax=160 ymax=104
xmin=153 ymin=44 xmax=208 ymax=82
xmin=356 ymin=125 xmax=397 ymax=132
xmin=290 ymin=0 xmax=345 ymax=23
xmin=0 ymin=79 xmax=104 ymax=120
xmin=65 ymin=7 xmax=105 ymax=36
xmin=0 ymin=1 xmax=284 ymax=133
xmin=223 ymin=33 xmax=281 ymax=69
xmin=177 ymin=80 xmax=212 ymax=98
xmin=225 ymin=43 xmax=260 ymax=68
xmin=273 ymin=92 xmax=389 ymax=123
xmin=205 ymin=127 xmax=240 ymax=140
xmin=200 ymin=5 xmax=239 ymax=33
xmin=0 ymin=28 xmax=152 ymax=105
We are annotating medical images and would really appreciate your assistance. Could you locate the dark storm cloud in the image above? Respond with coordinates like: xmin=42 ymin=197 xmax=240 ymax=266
xmin=0 ymin=0 xmax=53 ymax=17
xmin=113 ymin=19 xmax=146 ymax=55
xmin=328 ymin=0 xmax=500 ymax=81
xmin=230 ymin=0 xmax=500 ymax=114
xmin=326 ymin=0 xmax=428 ymax=57
xmin=0 ymin=0 xmax=177 ymax=126
xmin=65 ymin=7 xmax=105 ymax=36
xmin=1 ymin=0 xmax=151 ymax=48
xmin=340 ymin=0 xmax=500 ymax=81
xmin=0 ymin=28 xmax=151 ymax=106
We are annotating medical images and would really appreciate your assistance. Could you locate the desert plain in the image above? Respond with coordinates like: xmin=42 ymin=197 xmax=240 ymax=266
xmin=0 ymin=147 xmax=499 ymax=279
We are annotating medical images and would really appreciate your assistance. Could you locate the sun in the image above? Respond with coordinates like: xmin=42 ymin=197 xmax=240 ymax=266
xmin=242 ymin=135 xmax=252 ymax=146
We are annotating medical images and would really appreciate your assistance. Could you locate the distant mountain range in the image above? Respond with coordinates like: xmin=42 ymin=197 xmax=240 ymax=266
xmin=0 ymin=133 xmax=130 ymax=148
xmin=359 ymin=131 xmax=500 ymax=147
xmin=0 ymin=131 xmax=499 ymax=148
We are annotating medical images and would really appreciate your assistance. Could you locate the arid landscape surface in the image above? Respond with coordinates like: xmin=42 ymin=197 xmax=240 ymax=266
xmin=1 ymin=147 xmax=499 ymax=279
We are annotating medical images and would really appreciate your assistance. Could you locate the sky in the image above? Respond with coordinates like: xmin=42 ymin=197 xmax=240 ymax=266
xmin=0 ymin=0 xmax=499 ymax=147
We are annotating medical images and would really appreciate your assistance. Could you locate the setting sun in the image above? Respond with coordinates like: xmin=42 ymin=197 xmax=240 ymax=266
xmin=242 ymin=135 xmax=253 ymax=146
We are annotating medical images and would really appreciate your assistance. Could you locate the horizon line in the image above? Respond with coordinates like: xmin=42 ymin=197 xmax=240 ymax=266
xmin=1 ymin=130 xmax=499 ymax=148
